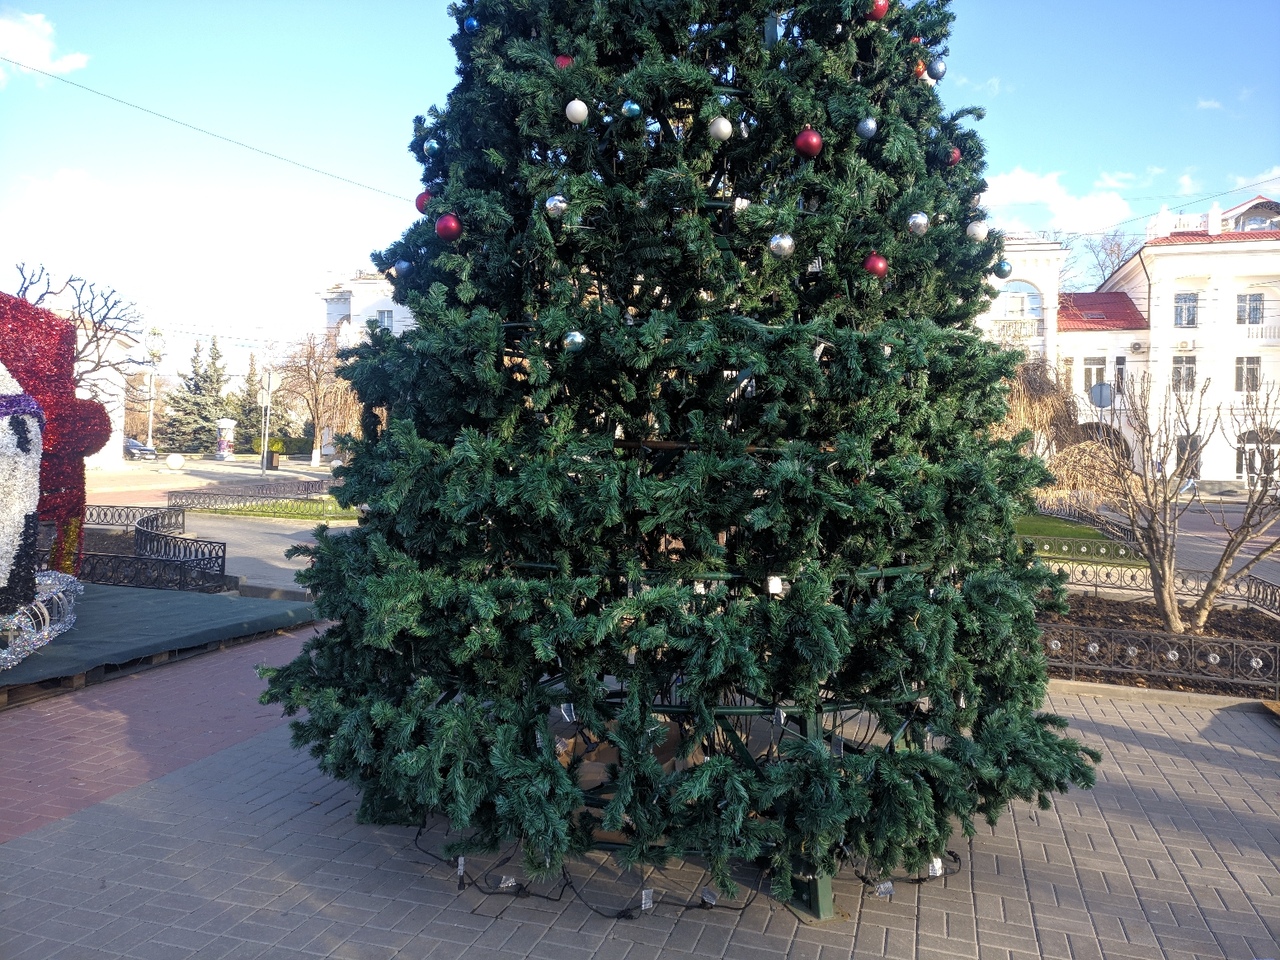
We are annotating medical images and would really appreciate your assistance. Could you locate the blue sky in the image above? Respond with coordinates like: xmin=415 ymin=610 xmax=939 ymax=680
xmin=1 ymin=1 xmax=1277 ymax=380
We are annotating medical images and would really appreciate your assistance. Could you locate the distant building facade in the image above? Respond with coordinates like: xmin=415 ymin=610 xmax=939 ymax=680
xmin=322 ymin=271 xmax=416 ymax=346
xmin=976 ymin=196 xmax=1280 ymax=492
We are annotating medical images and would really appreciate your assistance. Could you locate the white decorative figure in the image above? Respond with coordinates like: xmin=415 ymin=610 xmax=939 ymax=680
xmin=0 ymin=359 xmax=44 ymax=616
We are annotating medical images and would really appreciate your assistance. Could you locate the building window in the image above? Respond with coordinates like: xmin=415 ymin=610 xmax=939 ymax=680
xmin=376 ymin=309 xmax=394 ymax=331
xmin=1172 ymin=356 xmax=1196 ymax=393
xmin=1083 ymin=357 xmax=1106 ymax=393
xmin=1177 ymin=435 xmax=1202 ymax=480
xmin=1060 ymin=357 xmax=1073 ymax=392
xmin=1237 ymin=293 xmax=1264 ymax=325
xmin=1237 ymin=436 xmax=1278 ymax=487
xmin=1236 ymin=356 xmax=1262 ymax=392
xmin=1174 ymin=293 xmax=1198 ymax=327
xmin=1114 ymin=356 xmax=1126 ymax=395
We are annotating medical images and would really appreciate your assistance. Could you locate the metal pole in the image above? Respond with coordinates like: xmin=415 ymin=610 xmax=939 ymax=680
xmin=145 ymin=366 xmax=155 ymax=448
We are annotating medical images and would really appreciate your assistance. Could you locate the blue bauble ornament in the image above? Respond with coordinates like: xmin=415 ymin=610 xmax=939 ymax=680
xmin=993 ymin=259 xmax=1013 ymax=279
xmin=855 ymin=117 xmax=878 ymax=140
xmin=425 ymin=139 xmax=441 ymax=157
xmin=463 ymin=16 xmax=479 ymax=33
xmin=621 ymin=100 xmax=642 ymax=118
xmin=927 ymin=58 xmax=946 ymax=80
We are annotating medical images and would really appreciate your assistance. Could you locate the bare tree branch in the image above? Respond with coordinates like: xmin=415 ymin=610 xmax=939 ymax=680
xmin=274 ymin=331 xmax=361 ymax=467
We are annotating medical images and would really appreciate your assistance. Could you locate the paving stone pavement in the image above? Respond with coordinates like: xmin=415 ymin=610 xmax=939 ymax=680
xmin=2 ymin=629 xmax=1278 ymax=960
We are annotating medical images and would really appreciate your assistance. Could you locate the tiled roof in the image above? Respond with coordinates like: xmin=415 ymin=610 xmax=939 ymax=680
xmin=1058 ymin=293 xmax=1147 ymax=331
xmin=1147 ymin=230 xmax=1280 ymax=245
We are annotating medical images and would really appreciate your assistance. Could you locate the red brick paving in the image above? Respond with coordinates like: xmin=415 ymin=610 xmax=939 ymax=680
xmin=0 ymin=626 xmax=318 ymax=843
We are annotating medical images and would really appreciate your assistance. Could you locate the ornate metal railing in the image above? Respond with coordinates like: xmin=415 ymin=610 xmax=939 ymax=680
xmin=77 ymin=554 xmax=228 ymax=593
xmin=1046 ymin=560 xmax=1280 ymax=611
xmin=84 ymin=504 xmax=185 ymax=534
xmin=1030 ymin=536 xmax=1140 ymax=564
xmin=134 ymin=513 xmax=226 ymax=574
xmin=1040 ymin=622 xmax=1280 ymax=698
xmin=168 ymin=479 xmax=336 ymax=509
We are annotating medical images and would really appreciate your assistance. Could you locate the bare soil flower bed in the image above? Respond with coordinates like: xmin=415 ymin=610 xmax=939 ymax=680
xmin=1039 ymin=594 xmax=1280 ymax=699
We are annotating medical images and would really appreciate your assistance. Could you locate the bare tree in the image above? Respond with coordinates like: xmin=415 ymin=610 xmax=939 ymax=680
xmin=1083 ymin=372 xmax=1219 ymax=634
xmin=1077 ymin=230 xmax=1143 ymax=289
xmin=14 ymin=263 xmax=145 ymax=402
xmin=1181 ymin=382 xmax=1280 ymax=631
xmin=274 ymin=332 xmax=360 ymax=467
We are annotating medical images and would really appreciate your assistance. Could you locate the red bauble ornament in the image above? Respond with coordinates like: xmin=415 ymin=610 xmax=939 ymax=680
xmin=867 ymin=0 xmax=890 ymax=20
xmin=554 ymin=54 xmax=574 ymax=69
xmin=909 ymin=36 xmax=922 ymax=44
xmin=414 ymin=191 xmax=432 ymax=214
xmin=863 ymin=251 xmax=888 ymax=278
xmin=794 ymin=126 xmax=823 ymax=158
xmin=914 ymin=59 xmax=927 ymax=78
xmin=436 ymin=214 xmax=463 ymax=241
xmin=947 ymin=147 xmax=962 ymax=167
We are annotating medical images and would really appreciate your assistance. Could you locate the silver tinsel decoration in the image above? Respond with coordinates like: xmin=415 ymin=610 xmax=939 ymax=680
xmin=545 ymin=195 xmax=569 ymax=218
xmin=768 ymin=233 xmax=796 ymax=258
xmin=0 ymin=571 xmax=83 ymax=671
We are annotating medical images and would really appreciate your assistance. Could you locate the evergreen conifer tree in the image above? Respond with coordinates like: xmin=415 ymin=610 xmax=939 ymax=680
xmin=158 ymin=338 xmax=229 ymax=453
xmin=263 ymin=0 xmax=1098 ymax=898
xmin=231 ymin=353 xmax=264 ymax=450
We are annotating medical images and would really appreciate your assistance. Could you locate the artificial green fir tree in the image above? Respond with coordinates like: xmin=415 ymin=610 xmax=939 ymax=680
xmin=263 ymin=0 xmax=1098 ymax=900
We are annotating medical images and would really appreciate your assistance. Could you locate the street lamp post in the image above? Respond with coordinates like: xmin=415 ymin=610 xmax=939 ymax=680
xmin=258 ymin=369 xmax=274 ymax=477
xmin=143 ymin=328 xmax=164 ymax=448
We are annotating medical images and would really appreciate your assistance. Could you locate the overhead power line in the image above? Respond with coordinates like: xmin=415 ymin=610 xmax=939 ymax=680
xmin=0 ymin=55 xmax=412 ymax=203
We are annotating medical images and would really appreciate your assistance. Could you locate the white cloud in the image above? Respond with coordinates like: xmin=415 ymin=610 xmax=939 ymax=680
xmin=1177 ymin=173 xmax=1200 ymax=196
xmin=953 ymin=74 xmax=1004 ymax=97
xmin=0 ymin=166 xmax=409 ymax=378
xmin=0 ymin=13 xmax=88 ymax=87
xmin=981 ymin=168 xmax=1131 ymax=235
xmin=1233 ymin=164 xmax=1280 ymax=191
xmin=1196 ymin=98 xmax=1222 ymax=110
xmin=1094 ymin=166 xmax=1165 ymax=190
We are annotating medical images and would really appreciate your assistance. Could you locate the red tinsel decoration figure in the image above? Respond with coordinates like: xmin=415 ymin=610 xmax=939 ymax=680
xmin=0 ymin=293 xmax=111 ymax=574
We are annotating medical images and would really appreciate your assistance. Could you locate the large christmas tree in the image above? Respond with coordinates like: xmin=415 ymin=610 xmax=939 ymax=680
xmin=263 ymin=0 xmax=1098 ymax=902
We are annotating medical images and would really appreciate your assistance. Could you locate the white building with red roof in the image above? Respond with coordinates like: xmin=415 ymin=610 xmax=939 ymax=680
xmin=978 ymin=195 xmax=1280 ymax=491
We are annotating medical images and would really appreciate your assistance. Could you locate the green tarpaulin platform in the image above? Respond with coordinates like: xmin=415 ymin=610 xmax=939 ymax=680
xmin=1 ymin=583 xmax=315 ymax=702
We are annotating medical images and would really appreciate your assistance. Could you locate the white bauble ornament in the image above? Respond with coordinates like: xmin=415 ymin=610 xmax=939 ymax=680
xmin=966 ymin=221 xmax=990 ymax=241
xmin=708 ymin=117 xmax=733 ymax=142
xmin=565 ymin=99 xmax=589 ymax=124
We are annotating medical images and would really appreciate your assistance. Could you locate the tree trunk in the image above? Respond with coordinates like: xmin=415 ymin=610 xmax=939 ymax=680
xmin=1149 ymin=566 xmax=1184 ymax=634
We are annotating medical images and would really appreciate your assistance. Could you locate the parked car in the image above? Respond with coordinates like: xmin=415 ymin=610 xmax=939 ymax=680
xmin=123 ymin=437 xmax=157 ymax=460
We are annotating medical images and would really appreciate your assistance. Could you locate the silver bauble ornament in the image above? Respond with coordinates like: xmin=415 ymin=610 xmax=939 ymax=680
xmin=545 ymin=195 xmax=569 ymax=219
xmin=926 ymin=58 xmax=946 ymax=80
xmin=966 ymin=221 xmax=990 ymax=241
xmin=563 ymin=331 xmax=586 ymax=352
xmin=621 ymin=100 xmax=642 ymax=118
xmin=391 ymin=260 xmax=412 ymax=277
xmin=424 ymin=139 xmax=441 ymax=156
xmin=769 ymin=233 xmax=796 ymax=259
xmin=855 ymin=117 xmax=878 ymax=140
xmin=993 ymin=259 xmax=1014 ymax=279
xmin=565 ymin=99 xmax=589 ymax=124
xmin=907 ymin=212 xmax=929 ymax=235
xmin=708 ymin=117 xmax=733 ymax=142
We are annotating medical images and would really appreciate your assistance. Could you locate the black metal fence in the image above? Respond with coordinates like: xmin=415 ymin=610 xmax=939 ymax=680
xmin=167 ymin=479 xmax=334 ymax=509
xmin=70 ymin=504 xmax=228 ymax=593
xmin=1047 ymin=560 xmax=1280 ymax=616
xmin=84 ymin=504 xmax=185 ymax=534
xmin=1031 ymin=536 xmax=1140 ymax=564
xmin=77 ymin=553 xmax=229 ymax=593
xmin=1041 ymin=622 xmax=1280 ymax=699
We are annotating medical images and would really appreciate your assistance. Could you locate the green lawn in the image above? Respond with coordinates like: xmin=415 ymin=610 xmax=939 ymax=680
xmin=1015 ymin=515 xmax=1109 ymax=541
